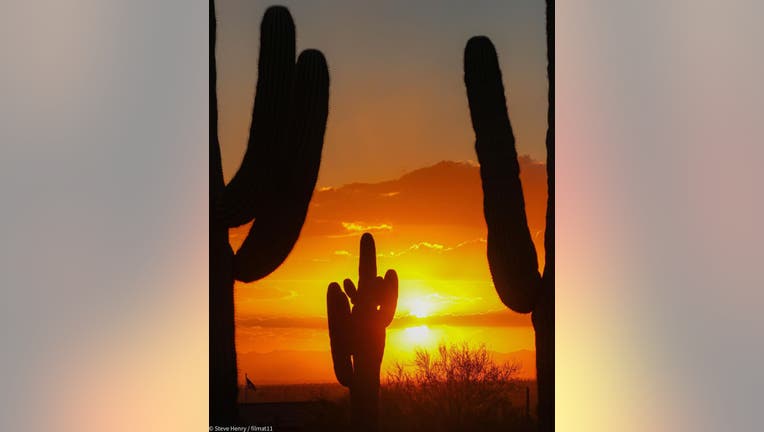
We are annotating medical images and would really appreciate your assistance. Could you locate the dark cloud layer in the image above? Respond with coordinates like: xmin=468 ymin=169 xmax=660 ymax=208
xmin=237 ymin=309 xmax=531 ymax=330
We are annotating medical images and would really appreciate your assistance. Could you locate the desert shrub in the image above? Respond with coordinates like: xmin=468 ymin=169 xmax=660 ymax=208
xmin=380 ymin=342 xmax=533 ymax=432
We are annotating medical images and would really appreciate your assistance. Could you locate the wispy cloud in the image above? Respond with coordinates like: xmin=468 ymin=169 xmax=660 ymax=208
xmin=380 ymin=238 xmax=485 ymax=257
xmin=325 ymin=222 xmax=394 ymax=238
xmin=411 ymin=241 xmax=446 ymax=251
xmin=342 ymin=222 xmax=393 ymax=232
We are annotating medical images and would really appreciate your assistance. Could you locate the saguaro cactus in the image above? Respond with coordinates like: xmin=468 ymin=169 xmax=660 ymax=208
xmin=463 ymin=1 xmax=554 ymax=431
xmin=326 ymin=233 xmax=398 ymax=432
xmin=210 ymin=0 xmax=329 ymax=425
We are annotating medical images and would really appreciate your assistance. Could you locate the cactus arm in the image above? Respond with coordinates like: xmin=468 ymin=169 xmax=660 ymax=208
xmin=359 ymin=232 xmax=377 ymax=282
xmin=327 ymin=282 xmax=354 ymax=387
xmin=379 ymin=269 xmax=398 ymax=327
xmin=533 ymin=3 xmax=555 ymax=431
xmin=287 ymin=50 xmax=330 ymax=197
xmin=464 ymin=36 xmax=541 ymax=313
xmin=210 ymin=0 xmax=224 ymax=203
xmin=233 ymin=47 xmax=329 ymax=283
xmin=343 ymin=278 xmax=358 ymax=303
xmin=211 ymin=2 xmax=328 ymax=424
xmin=543 ymin=0 xmax=555 ymax=282
xmin=355 ymin=233 xmax=379 ymax=312
xmin=210 ymin=1 xmax=239 ymax=425
xmin=463 ymin=5 xmax=553 ymax=428
xmin=217 ymin=7 xmax=296 ymax=228
xmin=232 ymin=207 xmax=300 ymax=282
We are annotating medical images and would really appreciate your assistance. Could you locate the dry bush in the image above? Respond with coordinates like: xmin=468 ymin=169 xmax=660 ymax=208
xmin=381 ymin=342 xmax=533 ymax=432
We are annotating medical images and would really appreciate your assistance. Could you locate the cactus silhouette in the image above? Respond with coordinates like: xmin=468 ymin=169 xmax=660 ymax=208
xmin=210 ymin=0 xmax=329 ymax=425
xmin=463 ymin=1 xmax=553 ymax=431
xmin=327 ymin=233 xmax=398 ymax=432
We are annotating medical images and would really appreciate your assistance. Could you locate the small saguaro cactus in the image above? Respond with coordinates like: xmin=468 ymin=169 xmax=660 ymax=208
xmin=327 ymin=233 xmax=398 ymax=432
xmin=463 ymin=1 xmax=554 ymax=431
xmin=210 ymin=0 xmax=329 ymax=425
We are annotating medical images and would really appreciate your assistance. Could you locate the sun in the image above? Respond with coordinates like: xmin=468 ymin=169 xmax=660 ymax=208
xmin=407 ymin=298 xmax=433 ymax=318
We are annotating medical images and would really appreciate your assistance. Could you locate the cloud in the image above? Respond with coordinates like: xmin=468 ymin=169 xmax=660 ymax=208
xmin=304 ymin=158 xmax=546 ymax=240
xmin=380 ymin=238 xmax=486 ymax=257
xmin=333 ymin=250 xmax=351 ymax=256
xmin=411 ymin=241 xmax=446 ymax=251
xmin=342 ymin=221 xmax=393 ymax=232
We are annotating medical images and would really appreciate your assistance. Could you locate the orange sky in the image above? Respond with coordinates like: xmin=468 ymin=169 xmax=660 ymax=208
xmin=231 ymin=159 xmax=547 ymax=384
xmin=214 ymin=0 xmax=549 ymax=385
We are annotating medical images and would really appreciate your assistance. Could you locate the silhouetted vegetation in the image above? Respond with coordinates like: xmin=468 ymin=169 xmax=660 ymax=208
xmin=463 ymin=1 xmax=554 ymax=430
xmin=380 ymin=343 xmax=534 ymax=432
xmin=327 ymin=233 xmax=398 ymax=431
xmin=210 ymin=0 xmax=329 ymax=424
xmin=238 ymin=346 xmax=534 ymax=431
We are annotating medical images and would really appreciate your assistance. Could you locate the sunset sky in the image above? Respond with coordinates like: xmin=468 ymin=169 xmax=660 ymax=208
xmin=214 ymin=0 xmax=549 ymax=384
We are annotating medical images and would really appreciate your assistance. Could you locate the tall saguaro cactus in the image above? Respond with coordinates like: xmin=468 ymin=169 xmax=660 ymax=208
xmin=327 ymin=233 xmax=399 ymax=431
xmin=463 ymin=1 xmax=554 ymax=430
xmin=210 ymin=0 xmax=329 ymax=424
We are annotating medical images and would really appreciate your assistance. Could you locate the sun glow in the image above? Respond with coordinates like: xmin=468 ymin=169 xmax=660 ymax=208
xmin=407 ymin=298 xmax=433 ymax=318
xmin=403 ymin=325 xmax=432 ymax=345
